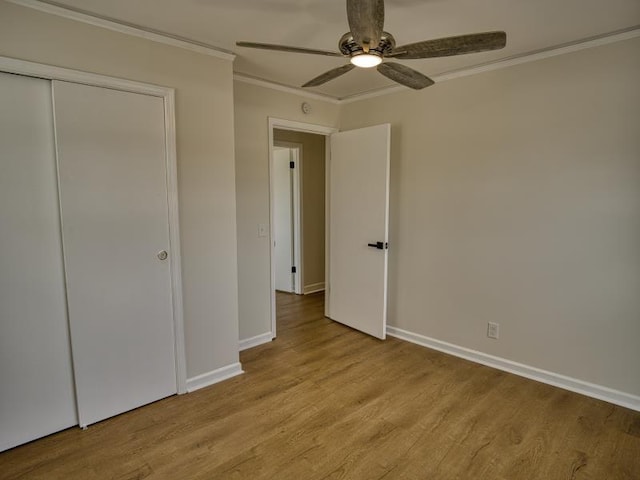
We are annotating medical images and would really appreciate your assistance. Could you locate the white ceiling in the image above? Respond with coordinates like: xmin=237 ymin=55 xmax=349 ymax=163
xmin=42 ymin=0 xmax=640 ymax=99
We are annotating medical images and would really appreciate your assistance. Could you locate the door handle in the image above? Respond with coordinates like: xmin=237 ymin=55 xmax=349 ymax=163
xmin=157 ymin=250 xmax=168 ymax=260
xmin=367 ymin=242 xmax=387 ymax=250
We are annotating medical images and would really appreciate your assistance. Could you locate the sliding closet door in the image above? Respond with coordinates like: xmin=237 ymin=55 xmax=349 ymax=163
xmin=0 ymin=73 xmax=77 ymax=451
xmin=53 ymin=81 xmax=177 ymax=427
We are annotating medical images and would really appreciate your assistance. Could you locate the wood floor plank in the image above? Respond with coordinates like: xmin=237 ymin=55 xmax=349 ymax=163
xmin=1 ymin=291 xmax=638 ymax=479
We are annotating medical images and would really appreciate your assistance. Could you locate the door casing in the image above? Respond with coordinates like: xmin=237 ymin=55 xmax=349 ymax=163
xmin=268 ymin=118 xmax=338 ymax=338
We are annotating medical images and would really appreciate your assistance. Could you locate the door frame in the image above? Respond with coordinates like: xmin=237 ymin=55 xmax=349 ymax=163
xmin=273 ymin=141 xmax=303 ymax=295
xmin=268 ymin=118 xmax=338 ymax=338
xmin=0 ymin=55 xmax=187 ymax=394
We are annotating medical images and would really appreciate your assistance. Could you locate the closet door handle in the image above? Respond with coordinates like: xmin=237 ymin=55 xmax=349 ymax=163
xmin=367 ymin=242 xmax=386 ymax=250
xmin=157 ymin=250 xmax=168 ymax=260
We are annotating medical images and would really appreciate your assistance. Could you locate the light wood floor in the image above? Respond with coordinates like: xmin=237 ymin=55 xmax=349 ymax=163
xmin=2 ymin=292 xmax=639 ymax=479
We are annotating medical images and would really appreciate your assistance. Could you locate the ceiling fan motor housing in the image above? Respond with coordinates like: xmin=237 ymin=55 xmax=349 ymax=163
xmin=339 ymin=31 xmax=396 ymax=61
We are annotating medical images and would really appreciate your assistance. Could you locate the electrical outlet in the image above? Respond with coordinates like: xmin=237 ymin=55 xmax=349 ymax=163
xmin=487 ymin=322 xmax=499 ymax=339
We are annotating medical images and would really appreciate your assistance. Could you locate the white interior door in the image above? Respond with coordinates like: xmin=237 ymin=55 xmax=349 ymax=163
xmin=328 ymin=124 xmax=391 ymax=339
xmin=0 ymin=73 xmax=78 ymax=451
xmin=53 ymin=81 xmax=177 ymax=427
xmin=274 ymin=147 xmax=294 ymax=292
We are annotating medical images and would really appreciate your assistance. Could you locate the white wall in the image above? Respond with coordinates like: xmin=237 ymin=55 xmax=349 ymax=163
xmin=0 ymin=2 xmax=240 ymax=380
xmin=234 ymin=81 xmax=340 ymax=340
xmin=340 ymin=38 xmax=640 ymax=397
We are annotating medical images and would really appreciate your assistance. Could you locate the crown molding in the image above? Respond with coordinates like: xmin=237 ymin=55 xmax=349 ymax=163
xmin=340 ymin=26 xmax=640 ymax=104
xmin=337 ymin=85 xmax=404 ymax=104
xmin=435 ymin=26 xmax=640 ymax=84
xmin=9 ymin=0 xmax=637 ymax=101
xmin=233 ymin=73 xmax=341 ymax=105
xmin=6 ymin=0 xmax=236 ymax=61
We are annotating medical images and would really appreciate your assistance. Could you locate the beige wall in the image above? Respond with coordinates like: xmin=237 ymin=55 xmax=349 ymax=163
xmin=0 ymin=2 xmax=240 ymax=379
xmin=234 ymin=81 xmax=340 ymax=340
xmin=340 ymin=38 xmax=640 ymax=396
xmin=273 ymin=129 xmax=326 ymax=291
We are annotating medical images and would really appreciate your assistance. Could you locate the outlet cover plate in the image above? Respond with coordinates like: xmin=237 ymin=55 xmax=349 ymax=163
xmin=487 ymin=322 xmax=499 ymax=339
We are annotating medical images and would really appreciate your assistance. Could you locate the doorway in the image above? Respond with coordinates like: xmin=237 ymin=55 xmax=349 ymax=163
xmin=269 ymin=119 xmax=337 ymax=337
xmin=269 ymin=119 xmax=391 ymax=341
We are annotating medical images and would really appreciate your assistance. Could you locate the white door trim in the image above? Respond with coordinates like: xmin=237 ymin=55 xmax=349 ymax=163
xmin=0 ymin=55 xmax=187 ymax=395
xmin=324 ymin=135 xmax=332 ymax=319
xmin=268 ymin=118 xmax=338 ymax=338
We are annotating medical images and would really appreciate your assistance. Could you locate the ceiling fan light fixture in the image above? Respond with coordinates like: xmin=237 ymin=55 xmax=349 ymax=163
xmin=350 ymin=53 xmax=382 ymax=68
xmin=238 ymin=1 xmax=506 ymax=90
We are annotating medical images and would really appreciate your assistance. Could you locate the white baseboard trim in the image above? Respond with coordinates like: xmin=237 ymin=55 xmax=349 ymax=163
xmin=239 ymin=332 xmax=273 ymax=351
xmin=386 ymin=326 xmax=640 ymax=412
xmin=303 ymin=282 xmax=325 ymax=294
xmin=186 ymin=362 xmax=244 ymax=393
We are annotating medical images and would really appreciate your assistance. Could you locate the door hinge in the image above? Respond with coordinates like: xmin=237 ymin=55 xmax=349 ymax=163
xmin=289 ymin=161 xmax=295 ymax=169
xmin=291 ymin=266 xmax=297 ymax=273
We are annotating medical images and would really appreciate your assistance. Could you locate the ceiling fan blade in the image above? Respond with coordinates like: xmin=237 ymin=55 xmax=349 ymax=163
xmin=377 ymin=62 xmax=434 ymax=90
xmin=236 ymin=41 xmax=343 ymax=57
xmin=391 ymin=31 xmax=507 ymax=59
xmin=303 ymin=64 xmax=356 ymax=87
xmin=347 ymin=0 xmax=384 ymax=52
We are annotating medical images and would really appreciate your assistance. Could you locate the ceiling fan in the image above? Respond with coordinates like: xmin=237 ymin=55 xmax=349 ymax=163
xmin=236 ymin=0 xmax=506 ymax=90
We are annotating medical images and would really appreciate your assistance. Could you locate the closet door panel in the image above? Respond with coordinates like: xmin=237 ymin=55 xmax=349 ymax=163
xmin=0 ymin=73 xmax=77 ymax=451
xmin=53 ymin=81 xmax=177 ymax=427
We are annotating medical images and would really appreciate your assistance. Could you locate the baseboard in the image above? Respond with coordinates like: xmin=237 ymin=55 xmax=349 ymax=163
xmin=239 ymin=332 xmax=273 ymax=351
xmin=304 ymin=282 xmax=325 ymax=294
xmin=186 ymin=362 xmax=244 ymax=393
xmin=386 ymin=326 xmax=640 ymax=412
